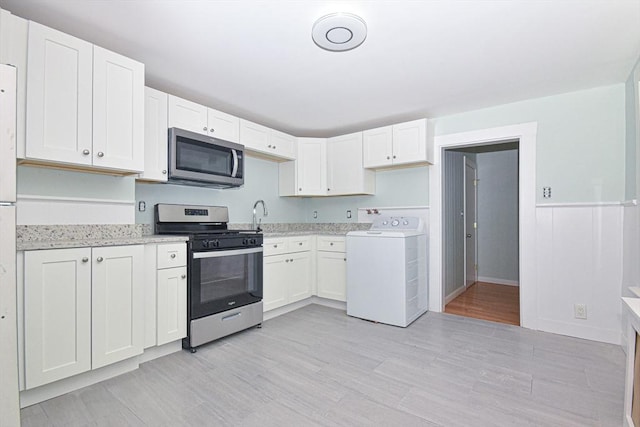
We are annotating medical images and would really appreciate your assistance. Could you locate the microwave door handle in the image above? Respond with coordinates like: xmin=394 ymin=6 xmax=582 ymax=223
xmin=231 ymin=149 xmax=239 ymax=178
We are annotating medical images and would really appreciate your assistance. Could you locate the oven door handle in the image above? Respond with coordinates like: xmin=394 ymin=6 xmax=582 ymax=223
xmin=193 ymin=247 xmax=263 ymax=259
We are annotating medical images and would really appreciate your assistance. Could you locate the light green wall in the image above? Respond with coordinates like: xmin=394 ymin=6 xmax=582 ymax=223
xmin=135 ymin=156 xmax=305 ymax=224
xmin=625 ymin=70 xmax=637 ymax=200
xmin=434 ymin=84 xmax=626 ymax=204
xmin=304 ymin=166 xmax=429 ymax=222
xmin=17 ymin=166 xmax=135 ymax=200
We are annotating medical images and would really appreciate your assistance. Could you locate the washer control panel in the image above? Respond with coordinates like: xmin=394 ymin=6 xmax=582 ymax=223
xmin=369 ymin=216 xmax=421 ymax=231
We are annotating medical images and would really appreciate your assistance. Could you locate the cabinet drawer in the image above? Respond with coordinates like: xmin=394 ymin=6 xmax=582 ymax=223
xmin=288 ymin=236 xmax=312 ymax=252
xmin=263 ymin=238 xmax=289 ymax=256
xmin=157 ymin=243 xmax=186 ymax=269
xmin=317 ymin=236 xmax=345 ymax=252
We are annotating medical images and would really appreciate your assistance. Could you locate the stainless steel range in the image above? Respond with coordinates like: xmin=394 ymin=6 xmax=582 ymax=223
xmin=155 ymin=204 xmax=263 ymax=352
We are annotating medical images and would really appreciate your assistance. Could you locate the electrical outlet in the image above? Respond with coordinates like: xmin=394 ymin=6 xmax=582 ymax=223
xmin=574 ymin=303 xmax=587 ymax=319
xmin=138 ymin=201 xmax=146 ymax=212
xmin=346 ymin=210 xmax=352 ymax=219
xmin=543 ymin=187 xmax=552 ymax=198
xmin=313 ymin=210 xmax=318 ymax=219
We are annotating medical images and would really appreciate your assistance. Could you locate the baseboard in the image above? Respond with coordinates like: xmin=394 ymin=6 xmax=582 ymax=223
xmin=263 ymin=297 xmax=347 ymax=321
xmin=445 ymin=286 xmax=466 ymax=304
xmin=536 ymin=318 xmax=621 ymax=345
xmin=311 ymin=296 xmax=347 ymax=311
xmin=139 ymin=341 xmax=182 ymax=364
xmin=477 ymin=276 xmax=519 ymax=287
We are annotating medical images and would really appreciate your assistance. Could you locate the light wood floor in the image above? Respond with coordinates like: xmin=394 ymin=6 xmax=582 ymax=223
xmin=445 ymin=281 xmax=520 ymax=326
xmin=21 ymin=305 xmax=624 ymax=426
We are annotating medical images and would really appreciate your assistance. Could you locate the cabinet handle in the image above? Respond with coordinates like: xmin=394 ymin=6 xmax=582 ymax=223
xmin=97 ymin=152 xmax=104 ymax=158
xmin=96 ymin=256 xmax=104 ymax=262
xmin=82 ymin=149 xmax=90 ymax=155
xmin=82 ymin=257 xmax=89 ymax=263
xmin=162 ymin=170 xmax=167 ymax=174
xmin=170 ymin=253 xmax=176 ymax=259
xmin=181 ymin=274 xmax=186 ymax=279
xmin=203 ymin=126 xmax=208 ymax=131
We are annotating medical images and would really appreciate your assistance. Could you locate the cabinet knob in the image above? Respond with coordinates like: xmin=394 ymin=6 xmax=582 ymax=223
xmin=96 ymin=256 xmax=104 ymax=262
xmin=344 ymin=258 xmax=347 ymax=261
xmin=299 ymin=188 xmax=302 ymax=191
xmin=273 ymin=145 xmax=276 ymax=149
xmin=82 ymin=257 xmax=89 ymax=263
xmin=327 ymin=188 xmax=330 ymax=191
xmin=393 ymin=155 xmax=396 ymax=159
xmin=290 ymin=258 xmax=294 ymax=262
xmin=330 ymin=242 xmax=334 ymax=246
xmin=386 ymin=156 xmax=390 ymax=160
xmin=203 ymin=127 xmax=208 ymax=131
xmin=97 ymin=152 xmax=104 ymax=158
xmin=170 ymin=253 xmax=176 ymax=259
xmin=285 ymin=259 xmax=289 ymax=263
xmin=162 ymin=170 xmax=167 ymax=174
xmin=268 ymin=145 xmax=272 ymax=148
xmin=82 ymin=149 xmax=90 ymax=155
xmin=181 ymin=274 xmax=186 ymax=279
xmin=210 ymin=128 xmax=215 ymax=133
xmin=273 ymin=244 xmax=278 ymax=248
xmin=298 ymin=242 xmax=302 ymax=246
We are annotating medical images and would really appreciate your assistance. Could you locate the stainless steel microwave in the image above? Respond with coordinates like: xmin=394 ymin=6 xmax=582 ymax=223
xmin=168 ymin=127 xmax=244 ymax=188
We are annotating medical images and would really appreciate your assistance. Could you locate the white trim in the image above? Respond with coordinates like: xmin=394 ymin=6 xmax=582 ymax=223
xmin=357 ymin=206 xmax=429 ymax=224
xmin=622 ymin=200 xmax=638 ymax=207
xmin=536 ymin=317 xmax=621 ymax=345
xmin=444 ymin=285 xmax=466 ymax=304
xmin=430 ymin=122 xmax=537 ymax=331
xmin=477 ymin=276 xmax=519 ymax=287
xmin=16 ymin=194 xmax=135 ymax=225
xmin=138 ymin=341 xmax=182 ymax=364
xmin=537 ymin=201 xmax=631 ymax=208
xmin=263 ymin=297 xmax=347 ymax=321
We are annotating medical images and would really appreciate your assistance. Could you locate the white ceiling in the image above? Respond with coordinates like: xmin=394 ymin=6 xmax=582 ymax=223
xmin=2 ymin=0 xmax=639 ymax=137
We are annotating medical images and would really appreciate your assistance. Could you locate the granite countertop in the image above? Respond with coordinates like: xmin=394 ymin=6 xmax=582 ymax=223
xmin=16 ymin=224 xmax=188 ymax=251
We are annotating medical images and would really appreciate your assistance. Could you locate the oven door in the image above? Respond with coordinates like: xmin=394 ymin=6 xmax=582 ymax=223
xmin=190 ymin=247 xmax=263 ymax=319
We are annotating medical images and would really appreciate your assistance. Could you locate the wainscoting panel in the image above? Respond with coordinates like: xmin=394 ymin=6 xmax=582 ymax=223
xmin=536 ymin=205 xmax=623 ymax=344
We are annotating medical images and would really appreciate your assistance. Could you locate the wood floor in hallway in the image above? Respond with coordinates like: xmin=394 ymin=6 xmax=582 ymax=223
xmin=445 ymin=281 xmax=520 ymax=326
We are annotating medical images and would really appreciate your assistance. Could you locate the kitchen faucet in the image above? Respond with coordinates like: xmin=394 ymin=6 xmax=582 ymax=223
xmin=252 ymin=200 xmax=268 ymax=231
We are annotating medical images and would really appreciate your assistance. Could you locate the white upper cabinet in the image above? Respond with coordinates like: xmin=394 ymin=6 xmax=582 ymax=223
xmin=326 ymin=132 xmax=375 ymax=196
xmin=240 ymin=119 xmax=295 ymax=160
xmin=140 ymin=87 xmax=169 ymax=182
xmin=92 ymin=46 xmax=144 ymax=172
xmin=279 ymin=138 xmax=326 ymax=196
xmin=363 ymin=118 xmax=432 ymax=168
xmin=168 ymin=95 xmax=240 ymax=143
xmin=26 ymin=22 xmax=93 ymax=166
xmin=25 ymin=21 xmax=144 ymax=173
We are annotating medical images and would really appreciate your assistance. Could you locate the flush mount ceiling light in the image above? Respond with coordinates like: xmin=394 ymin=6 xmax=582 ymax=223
xmin=312 ymin=12 xmax=367 ymax=52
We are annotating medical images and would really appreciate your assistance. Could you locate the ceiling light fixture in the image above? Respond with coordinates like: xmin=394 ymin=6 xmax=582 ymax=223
xmin=312 ymin=12 xmax=367 ymax=52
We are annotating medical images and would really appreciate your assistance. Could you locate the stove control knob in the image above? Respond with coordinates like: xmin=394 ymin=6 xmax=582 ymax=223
xmin=403 ymin=220 xmax=409 ymax=225
xmin=201 ymin=240 xmax=209 ymax=248
xmin=212 ymin=240 xmax=220 ymax=248
xmin=250 ymin=238 xmax=257 ymax=245
xmin=242 ymin=238 xmax=249 ymax=246
xmin=391 ymin=219 xmax=400 ymax=226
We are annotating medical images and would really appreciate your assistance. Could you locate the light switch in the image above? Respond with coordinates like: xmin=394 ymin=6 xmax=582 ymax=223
xmin=346 ymin=210 xmax=352 ymax=219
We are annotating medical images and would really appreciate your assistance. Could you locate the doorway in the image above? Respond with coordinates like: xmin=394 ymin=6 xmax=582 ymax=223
xmin=442 ymin=142 xmax=520 ymax=326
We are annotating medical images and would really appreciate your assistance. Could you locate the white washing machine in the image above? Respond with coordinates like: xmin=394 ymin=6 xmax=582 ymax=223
xmin=346 ymin=216 xmax=428 ymax=327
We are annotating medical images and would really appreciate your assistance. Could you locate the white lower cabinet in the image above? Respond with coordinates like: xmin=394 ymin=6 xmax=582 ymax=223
xmin=316 ymin=237 xmax=347 ymax=302
xmin=23 ymin=245 xmax=144 ymax=389
xmin=263 ymin=236 xmax=312 ymax=311
xmin=156 ymin=266 xmax=187 ymax=346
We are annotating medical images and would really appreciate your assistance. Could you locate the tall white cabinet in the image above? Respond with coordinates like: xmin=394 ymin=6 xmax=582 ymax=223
xmin=140 ymin=87 xmax=169 ymax=182
xmin=23 ymin=245 xmax=144 ymax=389
xmin=25 ymin=21 xmax=144 ymax=173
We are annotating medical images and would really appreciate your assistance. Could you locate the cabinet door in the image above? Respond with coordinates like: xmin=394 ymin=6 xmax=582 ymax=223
xmin=92 ymin=46 xmax=144 ymax=172
xmin=263 ymin=254 xmax=288 ymax=311
xmin=296 ymin=138 xmax=326 ymax=195
xmin=24 ymin=248 xmax=92 ymax=389
xmin=207 ymin=108 xmax=240 ymax=143
xmin=157 ymin=266 xmax=187 ymax=346
xmin=363 ymin=125 xmax=393 ymax=168
xmin=317 ymin=251 xmax=347 ymax=301
xmin=239 ymin=119 xmax=270 ymax=152
xmin=270 ymin=129 xmax=296 ymax=160
xmin=392 ymin=119 xmax=428 ymax=166
xmin=167 ymin=95 xmax=208 ymax=135
xmin=288 ymin=252 xmax=312 ymax=303
xmin=26 ymin=22 xmax=93 ymax=165
xmin=92 ymin=245 xmax=144 ymax=369
xmin=326 ymin=132 xmax=375 ymax=195
xmin=140 ymin=87 xmax=168 ymax=181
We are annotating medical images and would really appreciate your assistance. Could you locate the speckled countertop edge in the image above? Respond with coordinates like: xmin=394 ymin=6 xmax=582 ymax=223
xmin=17 ymin=235 xmax=189 ymax=251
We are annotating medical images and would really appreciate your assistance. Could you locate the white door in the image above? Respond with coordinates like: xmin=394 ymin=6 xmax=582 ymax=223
xmin=207 ymin=108 xmax=240 ymax=143
xmin=167 ymin=95 xmax=208 ymax=135
xmin=141 ymin=87 xmax=169 ymax=181
xmin=464 ymin=158 xmax=478 ymax=288
xmin=362 ymin=125 xmax=393 ymax=168
xmin=0 ymin=64 xmax=16 ymax=202
xmin=26 ymin=22 xmax=93 ymax=165
xmin=262 ymin=254 xmax=288 ymax=311
xmin=156 ymin=266 xmax=187 ymax=345
xmin=24 ymin=248 xmax=92 ymax=389
xmin=296 ymin=138 xmax=326 ymax=195
xmin=287 ymin=252 xmax=312 ymax=302
xmin=92 ymin=245 xmax=144 ymax=369
xmin=317 ymin=251 xmax=347 ymax=301
xmin=92 ymin=46 xmax=145 ymax=172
